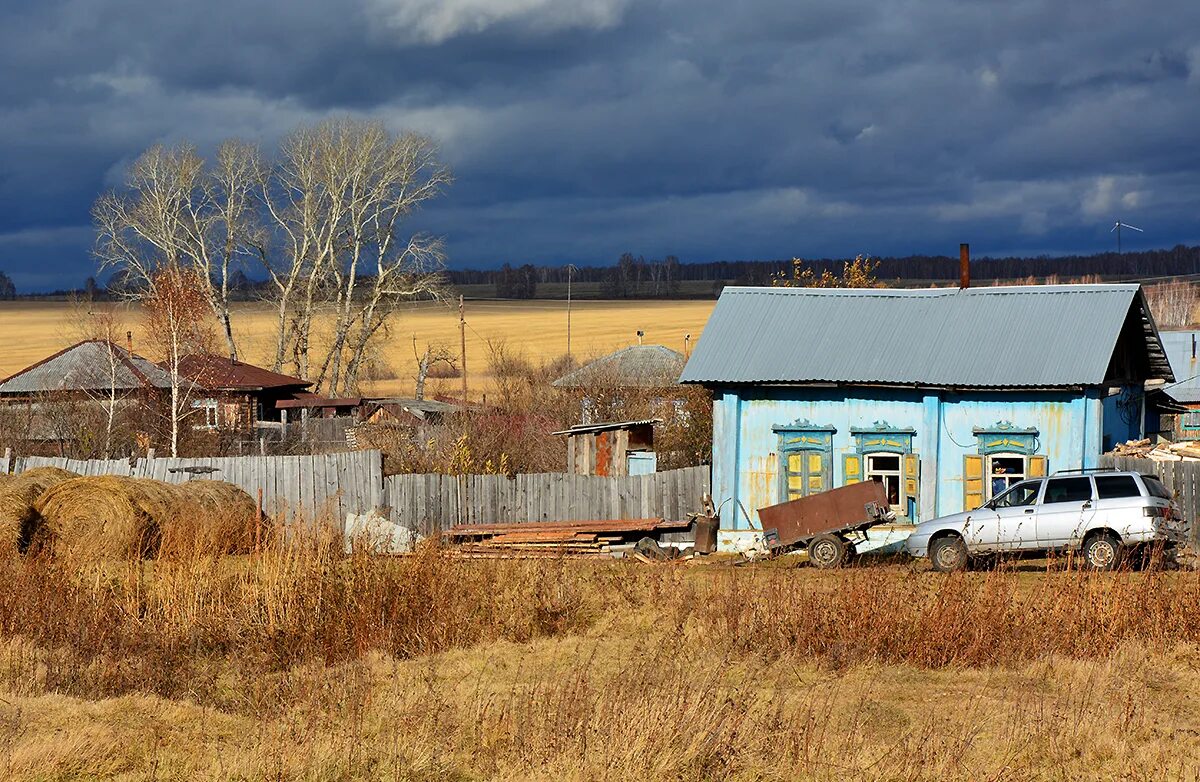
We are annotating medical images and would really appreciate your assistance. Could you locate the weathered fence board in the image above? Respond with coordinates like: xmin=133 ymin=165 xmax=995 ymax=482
xmin=1101 ymin=455 xmax=1200 ymax=543
xmin=6 ymin=450 xmax=385 ymax=525
xmin=383 ymin=466 xmax=711 ymax=535
xmin=4 ymin=450 xmax=708 ymax=539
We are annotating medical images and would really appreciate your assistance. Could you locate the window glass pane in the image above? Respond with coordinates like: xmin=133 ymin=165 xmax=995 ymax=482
xmin=1095 ymin=475 xmax=1141 ymax=499
xmin=869 ymin=454 xmax=900 ymax=471
xmin=1142 ymin=476 xmax=1172 ymax=500
xmin=993 ymin=481 xmax=1040 ymax=507
xmin=1044 ymin=477 xmax=1093 ymax=504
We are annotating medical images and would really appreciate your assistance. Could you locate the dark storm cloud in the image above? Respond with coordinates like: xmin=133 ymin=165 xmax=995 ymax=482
xmin=2 ymin=0 xmax=1200 ymax=290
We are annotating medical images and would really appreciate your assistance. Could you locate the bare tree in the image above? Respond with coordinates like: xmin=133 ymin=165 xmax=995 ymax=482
xmin=93 ymin=119 xmax=454 ymax=396
xmin=143 ymin=266 xmax=216 ymax=457
xmin=261 ymin=119 xmax=451 ymax=394
xmin=413 ymin=338 xmax=457 ymax=400
xmin=67 ymin=300 xmax=128 ymax=458
xmin=93 ymin=142 xmax=256 ymax=361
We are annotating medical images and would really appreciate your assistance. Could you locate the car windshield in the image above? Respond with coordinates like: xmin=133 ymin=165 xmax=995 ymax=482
xmin=992 ymin=481 xmax=1040 ymax=508
xmin=1142 ymin=476 xmax=1173 ymax=500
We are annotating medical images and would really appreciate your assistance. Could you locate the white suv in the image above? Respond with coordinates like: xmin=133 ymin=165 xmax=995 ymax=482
xmin=906 ymin=471 xmax=1188 ymax=572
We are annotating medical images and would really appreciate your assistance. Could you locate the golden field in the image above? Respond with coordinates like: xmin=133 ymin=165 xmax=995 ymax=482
xmin=0 ymin=299 xmax=716 ymax=397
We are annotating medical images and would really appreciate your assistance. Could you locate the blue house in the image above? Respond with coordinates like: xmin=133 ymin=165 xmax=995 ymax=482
xmin=679 ymin=284 xmax=1174 ymax=549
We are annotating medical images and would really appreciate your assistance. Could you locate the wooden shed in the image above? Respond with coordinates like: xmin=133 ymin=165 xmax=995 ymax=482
xmin=553 ymin=419 xmax=660 ymax=476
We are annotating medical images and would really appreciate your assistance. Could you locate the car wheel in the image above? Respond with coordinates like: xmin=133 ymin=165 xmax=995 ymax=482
xmin=808 ymin=534 xmax=848 ymax=568
xmin=929 ymin=535 xmax=968 ymax=573
xmin=1082 ymin=532 xmax=1122 ymax=571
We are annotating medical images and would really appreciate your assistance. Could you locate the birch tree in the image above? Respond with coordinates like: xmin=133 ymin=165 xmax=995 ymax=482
xmin=93 ymin=143 xmax=256 ymax=360
xmin=143 ymin=266 xmax=216 ymax=457
xmin=261 ymin=119 xmax=451 ymax=393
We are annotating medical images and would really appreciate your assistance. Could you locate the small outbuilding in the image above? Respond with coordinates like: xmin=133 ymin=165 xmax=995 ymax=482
xmin=680 ymin=284 xmax=1174 ymax=549
xmin=553 ymin=419 xmax=660 ymax=476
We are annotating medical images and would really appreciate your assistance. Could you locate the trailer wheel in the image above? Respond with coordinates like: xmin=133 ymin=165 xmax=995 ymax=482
xmin=808 ymin=534 xmax=848 ymax=569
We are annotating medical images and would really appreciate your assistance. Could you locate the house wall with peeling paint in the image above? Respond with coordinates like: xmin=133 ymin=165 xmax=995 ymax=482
xmin=712 ymin=385 xmax=1122 ymax=541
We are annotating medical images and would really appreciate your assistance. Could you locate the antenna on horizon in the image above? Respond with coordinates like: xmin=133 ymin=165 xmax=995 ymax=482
xmin=1110 ymin=220 xmax=1143 ymax=254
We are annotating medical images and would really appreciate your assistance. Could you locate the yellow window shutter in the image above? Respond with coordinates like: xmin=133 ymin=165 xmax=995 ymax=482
xmin=808 ymin=453 xmax=823 ymax=473
xmin=963 ymin=455 xmax=985 ymax=510
xmin=843 ymin=453 xmax=862 ymax=485
xmin=904 ymin=453 xmax=920 ymax=503
xmin=1027 ymin=455 xmax=1048 ymax=477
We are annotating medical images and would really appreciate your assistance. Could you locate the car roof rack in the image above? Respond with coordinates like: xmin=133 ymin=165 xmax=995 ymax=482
xmin=1050 ymin=467 xmax=1120 ymax=475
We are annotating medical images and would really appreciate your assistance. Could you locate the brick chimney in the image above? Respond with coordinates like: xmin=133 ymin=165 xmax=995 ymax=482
xmin=126 ymin=330 xmax=134 ymax=354
xmin=959 ymin=243 xmax=970 ymax=289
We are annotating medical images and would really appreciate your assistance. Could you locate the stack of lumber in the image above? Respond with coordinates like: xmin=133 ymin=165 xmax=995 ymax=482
xmin=1111 ymin=439 xmax=1200 ymax=461
xmin=444 ymin=517 xmax=692 ymax=558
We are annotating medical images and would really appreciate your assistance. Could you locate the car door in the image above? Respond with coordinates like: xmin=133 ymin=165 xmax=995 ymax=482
xmin=1035 ymin=476 xmax=1096 ymax=549
xmin=991 ymin=480 xmax=1043 ymax=551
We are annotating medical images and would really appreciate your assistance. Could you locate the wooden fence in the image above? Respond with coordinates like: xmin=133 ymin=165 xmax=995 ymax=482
xmin=1101 ymin=455 xmax=1200 ymax=542
xmin=384 ymin=466 xmax=710 ymax=534
xmin=3 ymin=448 xmax=709 ymax=535
xmin=8 ymin=450 xmax=383 ymax=523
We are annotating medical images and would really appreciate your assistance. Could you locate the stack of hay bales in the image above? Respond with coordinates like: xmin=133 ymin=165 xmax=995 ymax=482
xmin=33 ymin=476 xmax=260 ymax=563
xmin=163 ymin=480 xmax=262 ymax=557
xmin=0 ymin=467 xmax=78 ymax=553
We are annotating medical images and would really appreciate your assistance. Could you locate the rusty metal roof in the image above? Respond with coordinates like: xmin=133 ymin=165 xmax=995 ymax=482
xmin=0 ymin=340 xmax=175 ymax=394
xmin=176 ymin=354 xmax=310 ymax=391
xmin=680 ymin=284 xmax=1173 ymax=388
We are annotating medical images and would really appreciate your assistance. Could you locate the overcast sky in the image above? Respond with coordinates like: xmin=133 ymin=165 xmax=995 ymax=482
xmin=2 ymin=0 xmax=1200 ymax=291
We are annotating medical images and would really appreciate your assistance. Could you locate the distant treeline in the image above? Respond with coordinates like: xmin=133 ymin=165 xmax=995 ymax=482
xmin=12 ymin=244 xmax=1200 ymax=301
xmin=445 ymin=244 xmax=1200 ymax=298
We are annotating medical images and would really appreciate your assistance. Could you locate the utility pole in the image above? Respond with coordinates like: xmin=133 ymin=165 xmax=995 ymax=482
xmin=566 ymin=264 xmax=576 ymax=360
xmin=459 ymin=295 xmax=467 ymax=403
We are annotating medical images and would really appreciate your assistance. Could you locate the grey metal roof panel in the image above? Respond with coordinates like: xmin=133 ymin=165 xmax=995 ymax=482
xmin=0 ymin=340 xmax=174 ymax=394
xmin=1159 ymin=331 xmax=1200 ymax=402
xmin=680 ymin=284 xmax=1163 ymax=388
xmin=552 ymin=345 xmax=685 ymax=388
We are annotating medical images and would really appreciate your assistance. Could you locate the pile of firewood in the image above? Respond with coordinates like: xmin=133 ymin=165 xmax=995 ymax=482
xmin=1111 ymin=439 xmax=1200 ymax=461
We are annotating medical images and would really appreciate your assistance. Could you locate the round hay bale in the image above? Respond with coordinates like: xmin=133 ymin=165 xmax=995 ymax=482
xmin=34 ymin=476 xmax=185 ymax=563
xmin=0 ymin=467 xmax=77 ymax=554
xmin=161 ymin=480 xmax=261 ymax=557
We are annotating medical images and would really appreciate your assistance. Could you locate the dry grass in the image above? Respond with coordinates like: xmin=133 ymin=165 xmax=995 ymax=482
xmin=0 ymin=467 xmax=75 ymax=553
xmin=1 ymin=528 xmax=1200 ymax=779
xmin=0 ymin=299 xmax=715 ymax=398
xmin=161 ymin=480 xmax=261 ymax=557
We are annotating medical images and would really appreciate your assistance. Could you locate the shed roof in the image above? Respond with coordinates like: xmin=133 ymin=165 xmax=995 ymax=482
xmin=679 ymin=284 xmax=1172 ymax=388
xmin=176 ymin=354 xmax=311 ymax=391
xmin=0 ymin=340 xmax=174 ymax=395
xmin=551 ymin=419 xmax=661 ymax=436
xmin=1157 ymin=331 xmax=1200 ymax=403
xmin=552 ymin=345 xmax=685 ymax=388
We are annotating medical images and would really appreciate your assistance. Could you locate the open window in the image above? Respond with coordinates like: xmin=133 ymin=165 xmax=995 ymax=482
xmin=848 ymin=422 xmax=919 ymax=520
xmin=966 ymin=422 xmax=1047 ymax=510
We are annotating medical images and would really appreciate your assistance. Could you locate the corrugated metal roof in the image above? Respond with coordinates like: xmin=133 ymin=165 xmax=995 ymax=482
xmin=551 ymin=419 xmax=661 ymax=436
xmin=552 ymin=345 xmax=685 ymax=388
xmin=679 ymin=284 xmax=1171 ymax=388
xmin=1158 ymin=331 xmax=1200 ymax=402
xmin=177 ymin=354 xmax=311 ymax=391
xmin=0 ymin=340 xmax=175 ymax=394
